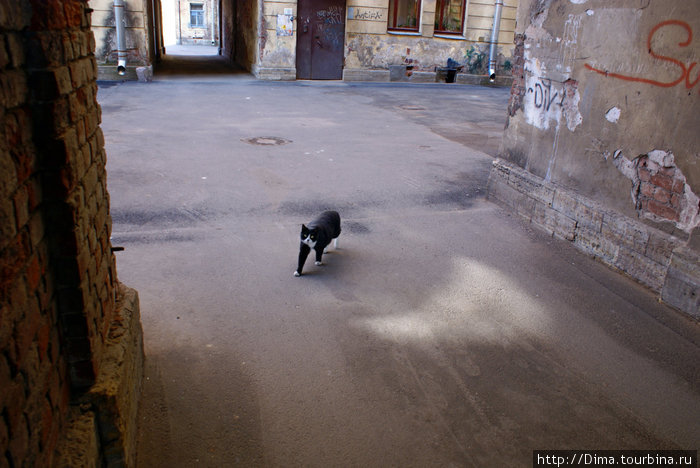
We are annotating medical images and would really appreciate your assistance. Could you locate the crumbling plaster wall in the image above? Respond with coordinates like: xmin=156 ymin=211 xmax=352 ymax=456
xmin=90 ymin=0 xmax=152 ymax=67
xmin=345 ymin=0 xmax=518 ymax=74
xmin=493 ymin=0 xmax=699 ymax=318
xmin=254 ymin=0 xmax=297 ymax=79
xmin=254 ymin=0 xmax=519 ymax=80
xmin=501 ymin=0 xmax=700 ymax=240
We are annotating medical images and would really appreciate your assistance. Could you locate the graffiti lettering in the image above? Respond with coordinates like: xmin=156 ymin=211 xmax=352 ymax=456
xmin=317 ymin=6 xmax=343 ymax=24
xmin=585 ymin=20 xmax=699 ymax=95
xmin=354 ymin=9 xmax=384 ymax=21
xmin=528 ymin=78 xmax=564 ymax=112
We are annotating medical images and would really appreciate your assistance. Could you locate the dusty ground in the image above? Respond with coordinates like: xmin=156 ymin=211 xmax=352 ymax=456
xmin=98 ymin=54 xmax=700 ymax=467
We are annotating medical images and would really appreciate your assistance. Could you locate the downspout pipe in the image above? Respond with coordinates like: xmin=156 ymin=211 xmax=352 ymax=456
xmin=488 ymin=0 xmax=503 ymax=82
xmin=114 ymin=0 xmax=127 ymax=75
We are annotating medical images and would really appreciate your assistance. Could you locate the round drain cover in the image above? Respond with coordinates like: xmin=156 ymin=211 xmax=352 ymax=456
xmin=242 ymin=136 xmax=292 ymax=146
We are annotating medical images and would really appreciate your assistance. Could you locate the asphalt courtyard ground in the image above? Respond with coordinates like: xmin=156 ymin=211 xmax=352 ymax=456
xmin=98 ymin=54 xmax=700 ymax=467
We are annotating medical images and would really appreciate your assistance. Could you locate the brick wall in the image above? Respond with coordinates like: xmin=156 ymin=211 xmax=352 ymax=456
xmin=1 ymin=1 xmax=140 ymax=465
xmin=506 ymin=33 xmax=525 ymax=117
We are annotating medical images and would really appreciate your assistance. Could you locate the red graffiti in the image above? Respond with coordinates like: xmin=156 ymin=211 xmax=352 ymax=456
xmin=585 ymin=20 xmax=699 ymax=94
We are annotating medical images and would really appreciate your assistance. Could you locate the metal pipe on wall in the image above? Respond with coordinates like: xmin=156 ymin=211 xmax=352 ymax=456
xmin=488 ymin=0 xmax=503 ymax=82
xmin=114 ymin=0 xmax=127 ymax=74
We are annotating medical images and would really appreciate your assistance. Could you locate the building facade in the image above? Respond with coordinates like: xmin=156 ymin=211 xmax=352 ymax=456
xmin=252 ymin=0 xmax=519 ymax=81
xmin=90 ymin=0 xmax=518 ymax=83
xmin=489 ymin=0 xmax=700 ymax=318
xmin=171 ymin=0 xmax=220 ymax=45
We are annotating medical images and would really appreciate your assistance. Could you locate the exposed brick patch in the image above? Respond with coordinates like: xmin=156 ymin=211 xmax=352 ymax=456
xmin=507 ymin=33 xmax=526 ymax=118
xmin=634 ymin=152 xmax=698 ymax=228
xmin=612 ymin=150 xmax=700 ymax=233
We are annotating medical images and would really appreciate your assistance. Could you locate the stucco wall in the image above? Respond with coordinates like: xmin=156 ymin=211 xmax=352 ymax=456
xmin=254 ymin=0 xmax=519 ymax=79
xmin=501 ymin=0 xmax=699 ymax=243
xmin=175 ymin=0 xmax=220 ymax=45
xmin=257 ymin=0 xmax=297 ymax=75
xmin=345 ymin=0 xmax=518 ymax=74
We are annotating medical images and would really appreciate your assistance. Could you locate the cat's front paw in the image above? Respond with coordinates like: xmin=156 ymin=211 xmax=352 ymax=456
xmin=315 ymin=261 xmax=322 ymax=266
xmin=294 ymin=271 xmax=301 ymax=277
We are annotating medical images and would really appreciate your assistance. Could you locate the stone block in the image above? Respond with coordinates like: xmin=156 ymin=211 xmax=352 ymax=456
xmin=552 ymin=189 xmax=579 ymax=220
xmin=343 ymin=68 xmax=390 ymax=82
xmin=614 ymin=247 xmax=666 ymax=292
xmin=574 ymin=225 xmax=618 ymax=265
xmin=601 ymin=211 xmax=649 ymax=254
xmin=389 ymin=65 xmax=407 ymax=81
xmin=507 ymin=164 xmax=555 ymax=205
xmin=645 ymin=231 xmax=676 ymax=266
xmin=136 ymin=65 xmax=153 ymax=82
xmin=253 ymin=67 xmax=296 ymax=81
xmin=661 ymin=247 xmax=700 ymax=319
xmin=408 ymin=71 xmax=435 ymax=83
xmin=532 ymin=203 xmax=576 ymax=241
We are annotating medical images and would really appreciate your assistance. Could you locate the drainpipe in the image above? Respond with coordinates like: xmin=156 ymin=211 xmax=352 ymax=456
xmin=211 ymin=0 xmax=215 ymax=45
xmin=488 ymin=0 xmax=503 ymax=82
xmin=114 ymin=0 xmax=127 ymax=75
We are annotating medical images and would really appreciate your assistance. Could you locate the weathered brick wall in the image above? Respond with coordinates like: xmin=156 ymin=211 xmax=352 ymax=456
xmin=506 ymin=33 xmax=525 ymax=117
xmin=1 ymin=0 xmax=131 ymax=465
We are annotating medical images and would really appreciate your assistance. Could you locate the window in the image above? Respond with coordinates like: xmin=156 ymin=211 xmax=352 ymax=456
xmin=434 ymin=0 xmax=465 ymax=35
xmin=190 ymin=3 xmax=205 ymax=28
xmin=388 ymin=0 xmax=421 ymax=32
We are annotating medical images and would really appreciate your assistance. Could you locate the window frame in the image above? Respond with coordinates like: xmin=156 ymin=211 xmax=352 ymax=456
xmin=189 ymin=3 xmax=205 ymax=28
xmin=387 ymin=0 xmax=422 ymax=33
xmin=433 ymin=0 xmax=466 ymax=36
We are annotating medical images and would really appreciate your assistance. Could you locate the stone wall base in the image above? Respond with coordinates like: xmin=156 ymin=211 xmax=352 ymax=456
xmin=487 ymin=159 xmax=699 ymax=320
xmin=253 ymin=66 xmax=296 ymax=80
xmin=344 ymin=67 xmax=513 ymax=86
xmin=54 ymin=284 xmax=145 ymax=467
xmin=343 ymin=68 xmax=391 ymax=82
xmin=97 ymin=65 xmax=139 ymax=81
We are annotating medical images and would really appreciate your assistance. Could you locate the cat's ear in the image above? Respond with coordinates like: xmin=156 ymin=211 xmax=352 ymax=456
xmin=301 ymin=224 xmax=308 ymax=231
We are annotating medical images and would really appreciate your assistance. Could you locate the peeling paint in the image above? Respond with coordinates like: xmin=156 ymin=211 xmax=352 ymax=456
xmin=524 ymin=74 xmax=581 ymax=131
xmin=344 ymin=33 xmax=482 ymax=71
xmin=605 ymin=107 xmax=621 ymax=123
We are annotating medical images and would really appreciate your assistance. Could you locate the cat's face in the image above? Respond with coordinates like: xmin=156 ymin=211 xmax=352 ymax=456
xmin=300 ymin=225 xmax=318 ymax=248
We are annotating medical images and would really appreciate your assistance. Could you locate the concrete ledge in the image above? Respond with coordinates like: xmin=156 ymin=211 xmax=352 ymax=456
xmin=343 ymin=68 xmax=390 ymax=82
xmin=97 ymin=65 xmax=139 ymax=82
xmin=456 ymin=74 xmax=513 ymax=87
xmin=487 ymin=158 xmax=700 ymax=320
xmin=344 ymin=67 xmax=513 ymax=86
xmin=253 ymin=66 xmax=296 ymax=81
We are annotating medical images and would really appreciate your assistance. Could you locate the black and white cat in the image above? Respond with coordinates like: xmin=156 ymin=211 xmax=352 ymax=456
xmin=294 ymin=211 xmax=341 ymax=277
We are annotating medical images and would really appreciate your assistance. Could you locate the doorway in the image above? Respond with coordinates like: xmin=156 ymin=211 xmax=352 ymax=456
xmin=161 ymin=0 xmax=221 ymax=55
xmin=296 ymin=0 xmax=346 ymax=79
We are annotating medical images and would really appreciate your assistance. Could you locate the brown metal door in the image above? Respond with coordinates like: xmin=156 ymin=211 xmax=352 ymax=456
xmin=296 ymin=0 xmax=346 ymax=79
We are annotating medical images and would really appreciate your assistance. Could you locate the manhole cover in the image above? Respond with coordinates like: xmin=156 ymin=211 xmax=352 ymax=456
xmin=398 ymin=105 xmax=426 ymax=111
xmin=242 ymin=136 xmax=292 ymax=146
